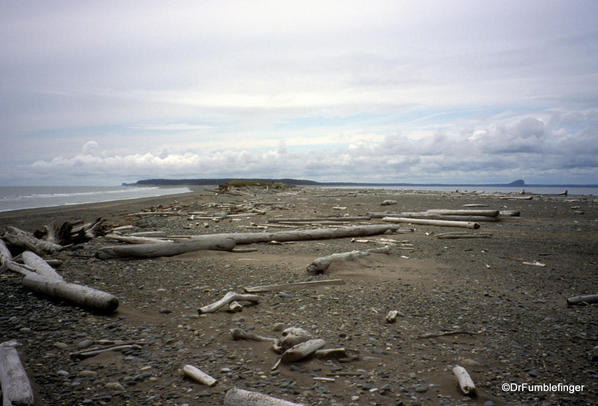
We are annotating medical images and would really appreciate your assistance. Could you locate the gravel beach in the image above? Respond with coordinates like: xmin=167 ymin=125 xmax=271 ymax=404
xmin=1 ymin=186 xmax=597 ymax=405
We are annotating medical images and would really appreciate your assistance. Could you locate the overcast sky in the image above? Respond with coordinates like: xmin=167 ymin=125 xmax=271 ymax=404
xmin=1 ymin=0 xmax=597 ymax=185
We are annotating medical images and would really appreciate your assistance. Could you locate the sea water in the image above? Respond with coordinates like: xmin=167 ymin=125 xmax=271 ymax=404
xmin=0 ymin=186 xmax=192 ymax=213
xmin=323 ymin=185 xmax=598 ymax=195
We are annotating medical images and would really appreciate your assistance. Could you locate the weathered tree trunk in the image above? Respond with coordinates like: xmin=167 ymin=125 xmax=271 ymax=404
xmin=382 ymin=217 xmax=480 ymax=229
xmin=0 ymin=239 xmax=12 ymax=271
xmin=96 ymin=237 xmax=236 ymax=259
xmin=22 ymin=273 xmax=119 ymax=313
xmin=0 ymin=340 xmax=34 ymax=406
xmin=22 ymin=251 xmax=63 ymax=281
xmin=452 ymin=365 xmax=475 ymax=395
xmin=3 ymin=226 xmax=63 ymax=255
xmin=306 ymin=246 xmax=390 ymax=274
xmin=223 ymin=387 xmax=305 ymax=406
xmin=198 ymin=292 xmax=260 ymax=314
xmin=190 ymin=224 xmax=400 ymax=245
xmin=104 ymin=234 xmax=173 ymax=244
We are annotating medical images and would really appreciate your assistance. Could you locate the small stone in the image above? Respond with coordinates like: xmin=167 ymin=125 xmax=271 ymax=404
xmin=527 ymin=369 xmax=539 ymax=378
xmin=105 ymin=382 xmax=125 ymax=391
xmin=159 ymin=308 xmax=172 ymax=314
xmin=79 ymin=370 xmax=98 ymax=377
xmin=77 ymin=339 xmax=94 ymax=349
xmin=483 ymin=401 xmax=495 ymax=406
xmin=54 ymin=342 xmax=68 ymax=350
xmin=414 ymin=384 xmax=428 ymax=393
xmin=56 ymin=370 xmax=69 ymax=376
xmin=19 ymin=327 xmax=31 ymax=333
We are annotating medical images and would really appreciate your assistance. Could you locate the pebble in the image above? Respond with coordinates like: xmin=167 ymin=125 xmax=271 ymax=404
xmin=19 ymin=327 xmax=31 ymax=333
xmin=527 ymin=369 xmax=539 ymax=378
xmin=54 ymin=342 xmax=68 ymax=350
xmin=79 ymin=370 xmax=98 ymax=377
xmin=105 ymin=382 xmax=125 ymax=391
xmin=483 ymin=401 xmax=495 ymax=406
xmin=56 ymin=370 xmax=69 ymax=376
xmin=414 ymin=384 xmax=428 ymax=393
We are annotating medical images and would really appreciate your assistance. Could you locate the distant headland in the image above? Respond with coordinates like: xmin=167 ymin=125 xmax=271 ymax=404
xmin=124 ymin=178 xmax=595 ymax=188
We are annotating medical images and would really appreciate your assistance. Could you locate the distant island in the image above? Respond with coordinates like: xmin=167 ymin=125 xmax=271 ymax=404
xmin=124 ymin=178 xmax=595 ymax=188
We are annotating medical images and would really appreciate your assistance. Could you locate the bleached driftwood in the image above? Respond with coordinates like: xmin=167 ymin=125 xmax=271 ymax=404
xmin=383 ymin=217 xmax=480 ymax=229
xmin=244 ymin=279 xmax=345 ymax=293
xmin=129 ymin=231 xmax=167 ymax=237
xmin=0 ymin=340 xmax=34 ymax=406
xmin=435 ymin=232 xmax=492 ymax=239
xmin=499 ymin=210 xmax=520 ymax=216
xmin=280 ymin=338 xmax=326 ymax=364
xmin=189 ymin=224 xmax=400 ymax=245
xmin=567 ymin=293 xmax=598 ymax=305
xmin=37 ymin=218 xmax=105 ymax=245
xmin=230 ymin=328 xmax=278 ymax=344
xmin=22 ymin=273 xmax=119 ymax=313
xmin=425 ymin=209 xmax=499 ymax=217
xmin=22 ymin=251 xmax=64 ymax=281
xmin=96 ymin=237 xmax=236 ymax=259
xmin=70 ymin=344 xmax=142 ymax=359
xmin=198 ymin=292 xmax=260 ymax=314
xmin=498 ymin=195 xmax=532 ymax=200
xmin=390 ymin=213 xmax=498 ymax=222
xmin=269 ymin=216 xmax=370 ymax=223
xmin=314 ymin=348 xmax=348 ymax=359
xmin=183 ymin=364 xmax=217 ymax=386
xmin=0 ymin=239 xmax=12 ymax=271
xmin=306 ymin=246 xmax=390 ymax=274
xmin=223 ymin=387 xmax=305 ymax=406
xmin=228 ymin=301 xmax=243 ymax=312
xmin=3 ymin=226 xmax=63 ymax=255
xmin=104 ymin=233 xmax=173 ymax=244
xmin=462 ymin=204 xmax=488 ymax=207
xmin=452 ymin=365 xmax=476 ymax=395
xmin=277 ymin=328 xmax=312 ymax=352
xmin=381 ymin=200 xmax=397 ymax=206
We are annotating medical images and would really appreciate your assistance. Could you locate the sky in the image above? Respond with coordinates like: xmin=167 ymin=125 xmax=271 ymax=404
xmin=1 ymin=0 xmax=598 ymax=186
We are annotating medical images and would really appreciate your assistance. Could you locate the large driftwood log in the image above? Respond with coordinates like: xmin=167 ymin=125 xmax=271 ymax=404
xmin=452 ymin=365 xmax=476 ymax=395
xmin=223 ymin=387 xmax=305 ymax=406
xmin=0 ymin=239 xmax=12 ymax=271
xmin=189 ymin=224 xmax=400 ymax=245
xmin=96 ymin=237 xmax=236 ymax=259
xmin=3 ymin=226 xmax=63 ymax=255
xmin=567 ymin=293 xmax=598 ymax=305
xmin=383 ymin=217 xmax=480 ymax=229
xmin=306 ymin=246 xmax=390 ymax=274
xmin=22 ymin=273 xmax=119 ymax=313
xmin=198 ymin=292 xmax=260 ymax=314
xmin=0 ymin=340 xmax=34 ymax=406
xmin=268 ymin=216 xmax=370 ymax=223
xmin=393 ymin=213 xmax=498 ymax=222
xmin=22 ymin=251 xmax=63 ymax=281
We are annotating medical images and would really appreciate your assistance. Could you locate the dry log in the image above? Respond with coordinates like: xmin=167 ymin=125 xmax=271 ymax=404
xmin=230 ymin=328 xmax=277 ymax=344
xmin=498 ymin=195 xmax=532 ymax=200
xmin=0 ymin=340 xmax=34 ymax=406
xmin=228 ymin=301 xmax=243 ymax=312
xmin=383 ymin=217 xmax=480 ymax=229
xmin=22 ymin=251 xmax=63 ymax=281
xmin=306 ymin=246 xmax=390 ymax=274
xmin=70 ymin=344 xmax=142 ymax=359
xmin=269 ymin=216 xmax=370 ymax=223
xmin=182 ymin=364 xmax=217 ymax=386
xmin=198 ymin=292 xmax=260 ymax=314
xmin=0 ymin=239 xmax=12 ymax=271
xmin=277 ymin=328 xmax=312 ymax=352
xmin=452 ymin=365 xmax=476 ymax=395
xmin=3 ymin=226 xmax=63 ymax=255
xmin=104 ymin=234 xmax=173 ymax=244
xmin=567 ymin=294 xmax=598 ymax=305
xmin=499 ymin=210 xmax=520 ymax=216
xmin=280 ymin=338 xmax=326 ymax=364
xmin=381 ymin=200 xmax=397 ymax=206
xmin=96 ymin=237 xmax=236 ymax=259
xmin=425 ymin=209 xmax=498 ymax=217
xmin=462 ymin=204 xmax=488 ymax=207
xmin=129 ymin=231 xmax=167 ymax=237
xmin=189 ymin=224 xmax=400 ymax=245
xmin=392 ymin=213 xmax=498 ymax=222
xmin=22 ymin=273 xmax=119 ymax=313
xmin=223 ymin=387 xmax=305 ymax=406
xmin=435 ymin=232 xmax=492 ymax=239
xmin=244 ymin=279 xmax=345 ymax=293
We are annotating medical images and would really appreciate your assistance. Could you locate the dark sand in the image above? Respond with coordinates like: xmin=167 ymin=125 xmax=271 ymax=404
xmin=1 ymin=186 xmax=597 ymax=405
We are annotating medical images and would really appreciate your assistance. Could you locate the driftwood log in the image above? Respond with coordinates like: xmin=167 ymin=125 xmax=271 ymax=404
xmin=0 ymin=239 xmax=12 ymax=271
xmin=0 ymin=340 xmax=34 ymax=406
xmin=425 ymin=209 xmax=498 ymax=217
xmin=182 ymin=364 xmax=217 ymax=386
xmin=268 ymin=216 xmax=370 ymax=223
xmin=280 ymin=338 xmax=326 ymax=364
xmin=452 ymin=365 xmax=476 ymax=395
xmin=567 ymin=294 xmax=598 ymax=305
xmin=22 ymin=273 xmax=119 ymax=313
xmin=22 ymin=251 xmax=64 ymax=281
xmin=3 ymin=226 xmax=63 ymax=255
xmin=198 ymin=292 xmax=260 ymax=314
xmin=435 ymin=232 xmax=492 ymax=239
xmin=383 ymin=217 xmax=480 ymax=229
xmin=223 ymin=387 xmax=305 ymax=406
xmin=306 ymin=246 xmax=390 ymax=274
xmin=104 ymin=234 xmax=173 ymax=244
xmin=96 ymin=237 xmax=236 ymax=259
xmin=188 ymin=224 xmax=400 ymax=245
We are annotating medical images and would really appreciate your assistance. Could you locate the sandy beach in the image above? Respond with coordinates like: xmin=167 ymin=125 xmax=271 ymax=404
xmin=1 ymin=185 xmax=597 ymax=405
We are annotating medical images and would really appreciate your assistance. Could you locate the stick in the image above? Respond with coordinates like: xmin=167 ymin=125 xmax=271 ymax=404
xmin=0 ymin=340 xmax=34 ymax=406
xmin=70 ymin=344 xmax=142 ymax=359
xmin=306 ymin=246 xmax=390 ymax=274
xmin=269 ymin=216 xmax=370 ymax=223
xmin=96 ymin=237 xmax=236 ymax=259
xmin=244 ymin=279 xmax=345 ymax=293
xmin=452 ymin=365 xmax=476 ymax=395
xmin=22 ymin=273 xmax=119 ymax=313
xmin=223 ymin=387 xmax=305 ymax=406
xmin=182 ymin=364 xmax=217 ymax=386
xmin=567 ymin=294 xmax=598 ymax=305
xmin=418 ymin=330 xmax=477 ymax=339
xmin=436 ymin=232 xmax=492 ymax=239
xmin=383 ymin=217 xmax=480 ymax=229
xmin=499 ymin=210 xmax=520 ymax=217
xmin=198 ymin=292 xmax=260 ymax=314
xmin=230 ymin=328 xmax=277 ymax=344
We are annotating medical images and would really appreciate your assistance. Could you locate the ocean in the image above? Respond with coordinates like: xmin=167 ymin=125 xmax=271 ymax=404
xmin=323 ymin=185 xmax=598 ymax=195
xmin=0 ymin=186 xmax=192 ymax=213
